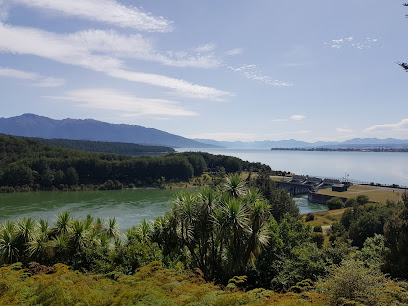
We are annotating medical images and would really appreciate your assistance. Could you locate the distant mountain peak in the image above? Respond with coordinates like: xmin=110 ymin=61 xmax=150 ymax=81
xmin=0 ymin=114 xmax=219 ymax=148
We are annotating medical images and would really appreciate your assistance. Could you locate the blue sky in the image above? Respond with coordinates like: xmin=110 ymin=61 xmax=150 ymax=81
xmin=0 ymin=0 xmax=407 ymax=142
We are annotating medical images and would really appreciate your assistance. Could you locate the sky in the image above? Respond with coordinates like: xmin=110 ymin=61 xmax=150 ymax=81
xmin=0 ymin=0 xmax=407 ymax=142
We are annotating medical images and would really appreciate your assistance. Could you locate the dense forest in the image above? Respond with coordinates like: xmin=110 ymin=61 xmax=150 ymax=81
xmin=1 ymin=174 xmax=408 ymax=305
xmin=40 ymin=138 xmax=175 ymax=155
xmin=0 ymin=134 xmax=270 ymax=192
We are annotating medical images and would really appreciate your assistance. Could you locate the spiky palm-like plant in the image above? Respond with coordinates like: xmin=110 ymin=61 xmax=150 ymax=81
xmin=54 ymin=211 xmax=72 ymax=236
xmin=127 ymin=219 xmax=152 ymax=244
xmin=0 ymin=221 xmax=19 ymax=264
xmin=15 ymin=217 xmax=37 ymax=245
xmin=27 ymin=234 xmax=55 ymax=264
xmin=222 ymin=174 xmax=247 ymax=198
xmin=70 ymin=219 xmax=90 ymax=253
xmin=106 ymin=218 xmax=120 ymax=240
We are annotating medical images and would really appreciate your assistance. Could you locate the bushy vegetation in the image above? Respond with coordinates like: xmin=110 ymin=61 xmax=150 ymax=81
xmin=330 ymin=198 xmax=401 ymax=247
xmin=0 ymin=134 xmax=268 ymax=192
xmin=326 ymin=197 xmax=345 ymax=210
xmin=0 ymin=262 xmax=328 ymax=305
xmin=1 ymin=173 xmax=408 ymax=304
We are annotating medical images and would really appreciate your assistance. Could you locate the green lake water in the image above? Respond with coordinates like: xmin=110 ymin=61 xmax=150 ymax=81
xmin=0 ymin=189 xmax=327 ymax=231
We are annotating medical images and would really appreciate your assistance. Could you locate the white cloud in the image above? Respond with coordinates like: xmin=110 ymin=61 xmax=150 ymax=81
xmin=187 ymin=132 xmax=258 ymax=142
xmin=336 ymin=128 xmax=353 ymax=133
xmin=364 ymin=119 xmax=408 ymax=133
xmin=0 ymin=67 xmax=65 ymax=87
xmin=0 ymin=0 xmax=9 ymax=21
xmin=271 ymin=115 xmax=306 ymax=122
xmin=107 ymin=70 xmax=232 ymax=101
xmin=0 ymin=67 xmax=38 ymax=80
xmin=0 ymin=22 xmax=231 ymax=100
xmin=46 ymin=88 xmax=198 ymax=117
xmin=290 ymin=115 xmax=306 ymax=121
xmin=225 ymin=48 xmax=243 ymax=56
xmin=194 ymin=43 xmax=216 ymax=53
xmin=68 ymin=30 xmax=220 ymax=68
xmin=227 ymin=64 xmax=293 ymax=87
xmin=11 ymin=0 xmax=172 ymax=32
xmin=325 ymin=36 xmax=380 ymax=50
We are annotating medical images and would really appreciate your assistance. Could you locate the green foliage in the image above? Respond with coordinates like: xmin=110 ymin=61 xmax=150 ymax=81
xmin=353 ymin=234 xmax=387 ymax=270
xmin=345 ymin=197 xmax=357 ymax=208
xmin=250 ymin=170 xmax=299 ymax=221
xmin=356 ymin=195 xmax=370 ymax=206
xmin=383 ymin=193 xmax=408 ymax=279
xmin=337 ymin=201 xmax=400 ymax=248
xmin=305 ymin=213 xmax=315 ymax=221
xmin=0 ymin=134 xmax=267 ymax=191
xmin=154 ymin=180 xmax=275 ymax=283
xmin=42 ymin=138 xmax=175 ymax=155
xmin=318 ymin=258 xmax=389 ymax=305
xmin=0 ymin=261 xmax=327 ymax=305
xmin=326 ymin=197 xmax=344 ymax=210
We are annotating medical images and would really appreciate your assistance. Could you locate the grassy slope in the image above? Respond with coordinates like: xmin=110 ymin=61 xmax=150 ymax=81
xmin=0 ymin=262 xmax=326 ymax=305
xmin=317 ymin=185 xmax=404 ymax=203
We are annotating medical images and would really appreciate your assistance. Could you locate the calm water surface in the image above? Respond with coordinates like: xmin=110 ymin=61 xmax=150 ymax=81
xmin=0 ymin=189 xmax=178 ymax=230
xmin=178 ymin=148 xmax=408 ymax=187
xmin=0 ymin=189 xmax=326 ymax=229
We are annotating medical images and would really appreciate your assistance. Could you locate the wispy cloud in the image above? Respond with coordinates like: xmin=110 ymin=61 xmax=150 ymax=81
xmin=68 ymin=29 xmax=220 ymax=68
xmin=0 ymin=67 xmax=64 ymax=87
xmin=364 ymin=119 xmax=408 ymax=132
xmin=187 ymin=132 xmax=258 ymax=142
xmin=107 ymin=70 xmax=232 ymax=101
xmin=0 ymin=22 xmax=231 ymax=100
xmin=325 ymin=36 xmax=380 ymax=50
xmin=227 ymin=64 xmax=293 ymax=87
xmin=225 ymin=48 xmax=243 ymax=56
xmin=271 ymin=115 xmax=306 ymax=122
xmin=194 ymin=43 xmax=216 ymax=53
xmin=290 ymin=115 xmax=306 ymax=121
xmin=336 ymin=128 xmax=353 ymax=133
xmin=46 ymin=88 xmax=198 ymax=117
xmin=11 ymin=0 xmax=172 ymax=32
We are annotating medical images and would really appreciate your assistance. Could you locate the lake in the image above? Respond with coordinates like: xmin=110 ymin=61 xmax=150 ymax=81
xmin=177 ymin=148 xmax=408 ymax=187
xmin=0 ymin=189 xmax=326 ymax=230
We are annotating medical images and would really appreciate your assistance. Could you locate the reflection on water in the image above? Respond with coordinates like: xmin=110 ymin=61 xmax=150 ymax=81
xmin=0 ymin=189 xmax=328 ymax=231
xmin=293 ymin=195 xmax=328 ymax=215
xmin=0 ymin=189 xmax=327 ymax=231
xmin=0 ymin=189 xmax=179 ymax=231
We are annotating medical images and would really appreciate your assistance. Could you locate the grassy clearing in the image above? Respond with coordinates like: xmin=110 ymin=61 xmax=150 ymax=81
xmin=303 ymin=208 xmax=346 ymax=227
xmin=270 ymin=176 xmax=291 ymax=182
xmin=317 ymin=185 xmax=405 ymax=203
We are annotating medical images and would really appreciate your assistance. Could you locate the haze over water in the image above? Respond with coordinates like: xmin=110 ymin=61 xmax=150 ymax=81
xmin=178 ymin=149 xmax=408 ymax=187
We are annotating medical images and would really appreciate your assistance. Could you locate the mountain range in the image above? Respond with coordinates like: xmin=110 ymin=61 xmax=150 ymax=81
xmin=1 ymin=114 xmax=407 ymax=149
xmin=0 ymin=114 xmax=218 ymax=148
xmin=194 ymin=138 xmax=408 ymax=149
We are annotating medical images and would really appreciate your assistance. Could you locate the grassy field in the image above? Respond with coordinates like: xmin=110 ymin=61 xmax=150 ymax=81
xmin=317 ymin=184 xmax=405 ymax=203
xmin=303 ymin=208 xmax=346 ymax=227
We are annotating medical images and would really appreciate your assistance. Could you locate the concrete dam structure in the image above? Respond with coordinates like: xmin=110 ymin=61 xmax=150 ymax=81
xmin=276 ymin=176 xmax=343 ymax=204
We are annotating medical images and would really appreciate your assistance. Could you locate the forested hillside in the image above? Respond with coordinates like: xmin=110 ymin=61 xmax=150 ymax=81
xmin=41 ymin=138 xmax=175 ymax=155
xmin=0 ymin=134 xmax=268 ymax=192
